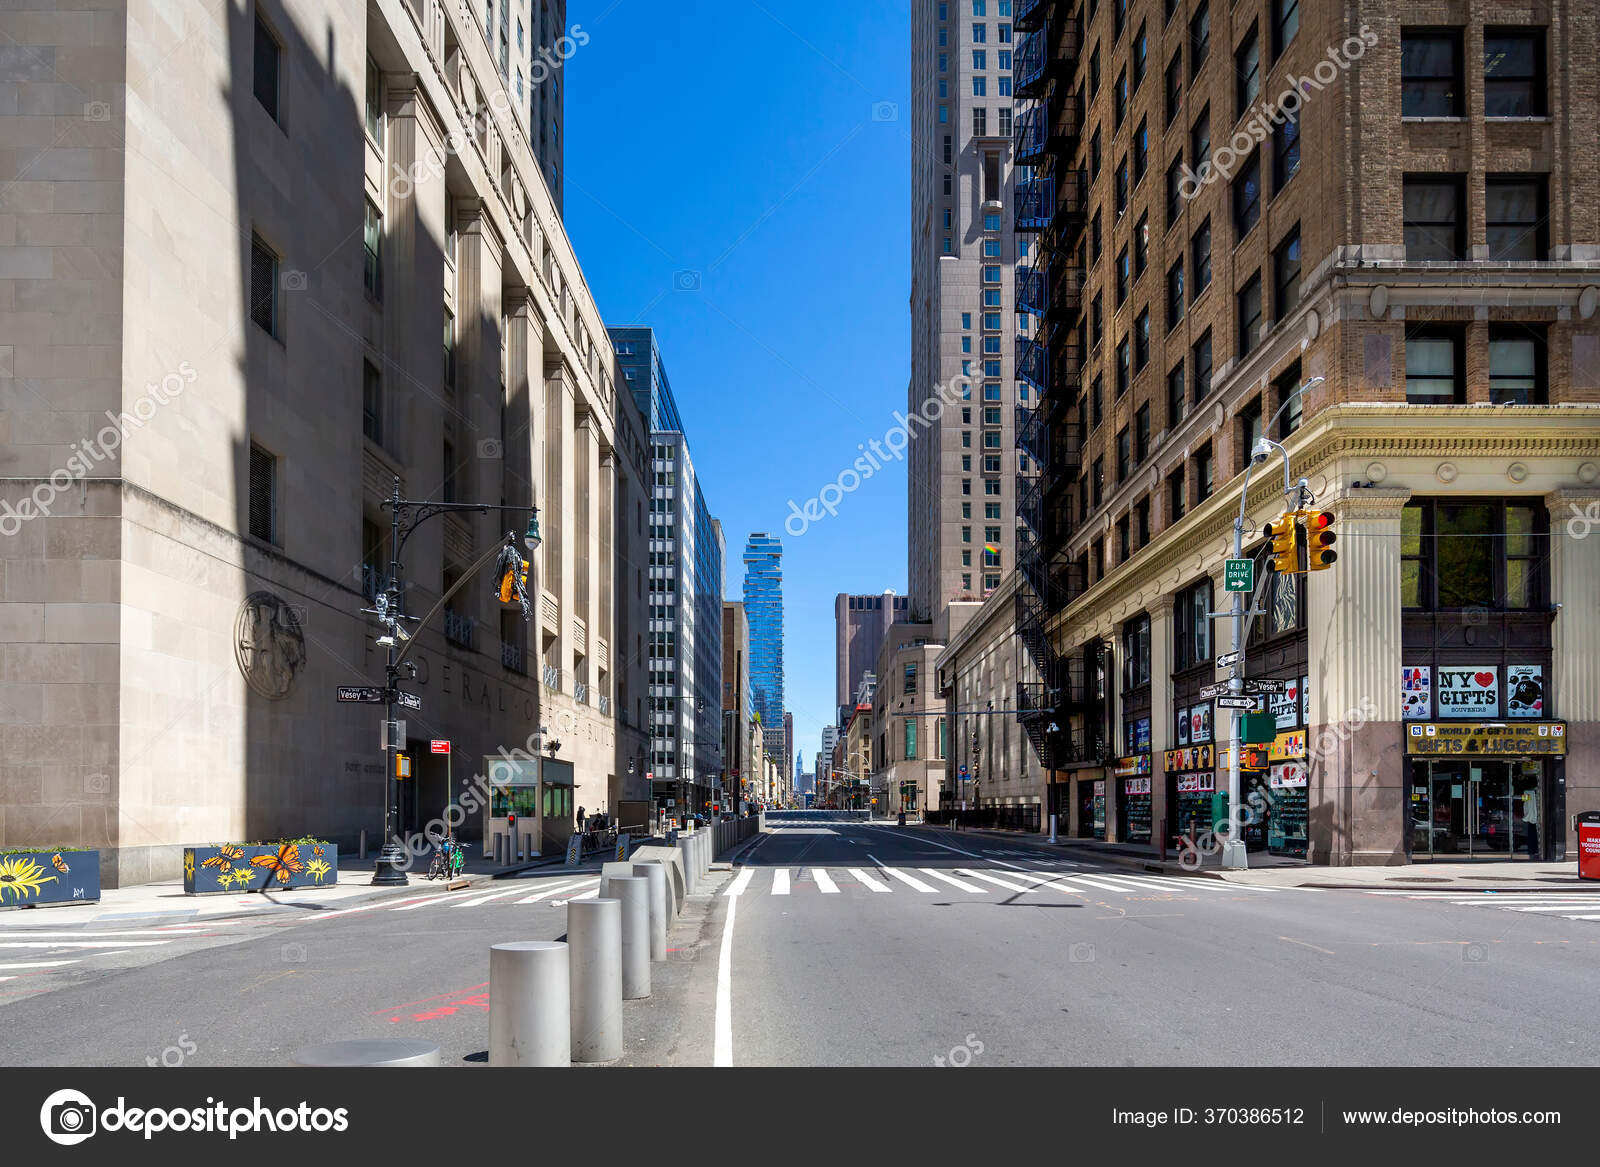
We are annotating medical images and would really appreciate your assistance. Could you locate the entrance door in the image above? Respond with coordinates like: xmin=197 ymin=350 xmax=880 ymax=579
xmin=1412 ymin=759 xmax=1538 ymax=859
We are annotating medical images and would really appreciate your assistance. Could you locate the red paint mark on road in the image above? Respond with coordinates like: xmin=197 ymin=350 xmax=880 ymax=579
xmin=395 ymin=990 xmax=491 ymax=1023
xmin=371 ymin=981 xmax=489 ymax=1019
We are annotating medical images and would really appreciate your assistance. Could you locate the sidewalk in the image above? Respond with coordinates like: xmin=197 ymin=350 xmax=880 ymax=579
xmin=900 ymin=822 xmax=1600 ymax=891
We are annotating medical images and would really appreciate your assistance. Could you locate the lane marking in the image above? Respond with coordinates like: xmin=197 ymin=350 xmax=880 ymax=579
xmin=1007 ymin=871 xmax=1087 ymax=895
xmin=724 ymin=868 xmax=755 ymax=898
xmin=0 ymin=959 xmax=82 ymax=969
xmin=772 ymin=869 xmax=791 ymax=896
xmin=847 ymin=868 xmax=891 ymax=893
xmin=919 ymin=868 xmax=987 ymax=893
xmin=959 ymin=869 xmax=1035 ymax=894
xmin=714 ymin=895 xmax=737 ymax=1067
xmin=298 ymin=895 xmax=434 ymax=920
xmin=879 ymin=867 xmax=938 ymax=893
xmin=0 ymin=940 xmax=169 ymax=949
xmin=514 ymin=878 xmax=599 ymax=904
xmin=1279 ymin=935 xmax=1336 ymax=956
xmin=0 ymin=930 xmax=206 ymax=939
xmin=1069 ymin=875 xmax=1154 ymax=893
xmin=812 ymin=868 xmax=839 ymax=894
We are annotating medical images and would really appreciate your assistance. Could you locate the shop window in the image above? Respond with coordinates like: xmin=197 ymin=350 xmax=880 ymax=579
xmin=1401 ymin=499 xmax=1546 ymax=610
xmin=1174 ymin=578 xmax=1212 ymax=668
xmin=1121 ymin=612 xmax=1151 ymax=690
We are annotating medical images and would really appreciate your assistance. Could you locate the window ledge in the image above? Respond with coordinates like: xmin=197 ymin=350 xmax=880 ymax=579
xmin=1401 ymin=116 xmax=1467 ymax=124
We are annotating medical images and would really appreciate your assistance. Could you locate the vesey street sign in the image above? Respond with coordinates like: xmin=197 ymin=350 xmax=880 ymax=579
xmin=1243 ymin=678 xmax=1289 ymax=694
xmin=337 ymin=686 xmax=384 ymax=703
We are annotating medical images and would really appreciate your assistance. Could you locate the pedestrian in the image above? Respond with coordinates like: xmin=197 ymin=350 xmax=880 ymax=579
xmin=577 ymin=805 xmax=587 ymax=834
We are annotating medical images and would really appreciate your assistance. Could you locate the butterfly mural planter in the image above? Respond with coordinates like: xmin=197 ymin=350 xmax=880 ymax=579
xmin=0 ymin=849 xmax=100 ymax=908
xmin=182 ymin=842 xmax=337 ymax=894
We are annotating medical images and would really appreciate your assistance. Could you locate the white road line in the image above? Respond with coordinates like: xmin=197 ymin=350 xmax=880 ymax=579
xmin=563 ymin=889 xmax=599 ymax=903
xmin=919 ymin=868 xmax=987 ymax=893
xmin=0 ymin=931 xmax=199 ymax=939
xmin=847 ymin=868 xmax=891 ymax=893
xmin=714 ymin=893 xmax=737 ymax=1068
xmin=1498 ymin=903 xmax=1600 ymax=913
xmin=772 ymin=869 xmax=791 ymax=895
xmin=959 ymin=869 xmax=1036 ymax=894
xmin=879 ymin=867 xmax=939 ymax=893
xmin=443 ymin=885 xmax=550 ymax=910
xmin=1085 ymin=873 xmax=1207 ymax=892
xmin=1067 ymin=874 xmax=1150 ymax=893
xmin=514 ymin=878 xmax=599 ymax=904
xmin=1008 ymin=871 xmax=1087 ymax=894
xmin=724 ymin=868 xmax=755 ymax=898
xmin=0 ymin=940 xmax=170 ymax=949
xmin=858 ymin=824 xmax=986 ymax=859
xmin=298 ymin=895 xmax=434 ymax=920
xmin=812 ymin=868 xmax=839 ymax=894
xmin=0 ymin=959 xmax=81 ymax=969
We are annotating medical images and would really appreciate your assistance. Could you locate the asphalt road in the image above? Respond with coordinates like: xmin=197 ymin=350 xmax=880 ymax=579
xmin=3 ymin=821 xmax=1598 ymax=1067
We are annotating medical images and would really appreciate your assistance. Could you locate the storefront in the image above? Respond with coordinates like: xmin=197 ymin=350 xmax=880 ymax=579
xmin=1115 ymin=754 xmax=1153 ymax=843
xmin=1219 ymin=728 xmax=1309 ymax=858
xmin=1077 ymin=775 xmax=1107 ymax=839
xmin=1163 ymin=744 xmax=1217 ymax=847
xmin=1405 ymin=721 xmax=1567 ymax=861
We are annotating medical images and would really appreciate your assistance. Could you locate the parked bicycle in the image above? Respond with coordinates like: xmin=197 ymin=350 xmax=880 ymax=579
xmin=427 ymin=836 xmax=466 ymax=880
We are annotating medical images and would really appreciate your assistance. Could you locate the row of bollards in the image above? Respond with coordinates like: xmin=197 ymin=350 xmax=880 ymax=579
xmin=488 ymin=856 xmax=690 ymax=1066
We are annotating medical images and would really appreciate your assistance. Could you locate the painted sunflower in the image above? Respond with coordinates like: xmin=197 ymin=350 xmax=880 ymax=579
xmin=305 ymin=858 xmax=332 ymax=883
xmin=0 ymin=855 xmax=58 ymax=904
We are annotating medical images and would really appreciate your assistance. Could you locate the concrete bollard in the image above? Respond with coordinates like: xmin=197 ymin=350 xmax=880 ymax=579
xmin=633 ymin=861 xmax=669 ymax=960
xmin=678 ymin=837 xmax=697 ymax=895
xmin=601 ymin=875 xmax=651 ymax=999
xmin=568 ymin=898 xmax=623 ymax=1063
xmin=488 ymin=941 xmax=570 ymax=1067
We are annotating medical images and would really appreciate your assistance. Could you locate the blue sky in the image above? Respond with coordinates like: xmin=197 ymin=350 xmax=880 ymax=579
xmin=564 ymin=2 xmax=914 ymax=781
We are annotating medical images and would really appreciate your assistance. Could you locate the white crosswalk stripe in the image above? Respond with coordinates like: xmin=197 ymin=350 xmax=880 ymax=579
xmin=812 ymin=868 xmax=839 ymax=894
xmin=514 ymin=878 xmax=599 ymax=904
xmin=0 ymin=959 xmax=82 ymax=970
xmin=1006 ymin=871 xmax=1087 ymax=894
xmin=772 ymin=869 xmax=791 ymax=895
xmin=725 ymin=868 xmax=756 ymax=897
xmin=959 ymin=869 xmax=1038 ymax=894
xmin=0 ymin=940 xmax=169 ymax=949
xmin=878 ymin=867 xmax=939 ymax=893
xmin=847 ymin=868 xmax=892 ymax=893
xmin=919 ymin=868 xmax=988 ymax=892
xmin=1360 ymin=889 xmax=1600 ymax=922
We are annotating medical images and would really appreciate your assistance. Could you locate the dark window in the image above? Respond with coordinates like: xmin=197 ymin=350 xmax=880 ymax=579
xmin=1272 ymin=0 xmax=1299 ymax=59
xmin=1115 ymin=158 xmax=1129 ymax=214
xmin=1401 ymin=28 xmax=1463 ymax=116
xmin=1193 ymin=330 xmax=1213 ymax=400
xmin=1403 ymin=175 xmax=1465 ymax=260
xmin=1166 ymin=257 xmax=1185 ymax=330
xmin=1117 ymin=515 xmax=1131 ymax=563
xmin=1189 ymin=3 xmax=1210 ymax=80
xmin=1236 ymin=397 xmax=1263 ymax=471
xmin=1090 ymin=43 xmax=1102 ymax=97
xmin=1136 ymin=497 xmax=1150 ymax=548
xmin=1092 ymin=209 xmax=1102 ymax=261
xmin=1134 ymin=24 xmax=1148 ymax=90
xmin=1484 ymin=28 xmax=1547 ymax=117
xmin=1116 ymin=245 xmax=1130 ymax=304
xmin=442 ymin=440 xmax=457 ymax=503
xmin=249 ymin=234 xmax=278 ymax=336
xmin=1191 ymin=217 xmax=1212 ymax=298
xmin=1237 ymin=270 xmax=1263 ymax=357
xmin=1167 ymin=362 xmax=1186 ymax=427
xmin=365 ymin=56 xmax=383 ymax=141
xmin=1233 ymin=149 xmax=1261 ymax=238
xmin=1116 ymin=337 xmax=1131 ymax=396
xmin=1133 ymin=119 xmax=1149 ymax=183
xmin=1115 ymin=68 xmax=1128 ymax=127
xmin=1092 ymin=374 xmax=1104 ymax=428
xmin=1091 ymin=126 xmax=1103 ymax=178
xmin=363 ymin=198 xmax=383 ymax=299
xmin=1272 ymin=113 xmax=1299 ymax=192
xmin=1092 ymin=292 xmax=1104 ymax=348
xmin=248 ymin=442 xmax=276 ymax=543
xmin=443 ymin=307 xmax=456 ymax=389
xmin=1235 ymin=24 xmax=1260 ymax=121
xmin=1165 ymin=52 xmax=1183 ymax=126
xmin=1404 ymin=327 xmax=1464 ymax=404
xmin=1191 ymin=107 xmax=1210 ymax=170
xmin=1166 ymin=154 xmax=1185 ymax=228
xmin=1485 ymin=176 xmax=1546 ymax=260
xmin=1135 ymin=308 xmax=1151 ymax=371
xmin=363 ymin=359 xmax=382 ymax=444
xmin=1273 ymin=225 xmax=1301 ymax=320
xmin=1488 ymin=324 xmax=1546 ymax=405
xmin=1194 ymin=444 xmax=1214 ymax=500
xmin=1122 ymin=614 xmax=1151 ymax=689
xmin=1402 ymin=499 xmax=1546 ymax=610
xmin=1168 ymin=468 xmax=1187 ymax=525
xmin=1135 ymin=402 xmax=1151 ymax=462
xmin=1117 ymin=426 xmax=1131 ymax=481
xmin=1174 ymin=579 xmax=1212 ymax=668
xmin=1134 ymin=212 xmax=1149 ymax=276
xmin=1274 ymin=359 xmax=1303 ymax=437
xmin=253 ymin=14 xmax=282 ymax=124
xmin=1093 ymin=455 xmax=1105 ymax=508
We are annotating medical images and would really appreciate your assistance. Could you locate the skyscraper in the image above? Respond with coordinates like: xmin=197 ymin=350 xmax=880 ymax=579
xmin=481 ymin=0 xmax=567 ymax=213
xmin=743 ymin=533 xmax=785 ymax=763
xmin=908 ymin=0 xmax=1027 ymax=616
xmin=835 ymin=591 xmax=912 ymax=710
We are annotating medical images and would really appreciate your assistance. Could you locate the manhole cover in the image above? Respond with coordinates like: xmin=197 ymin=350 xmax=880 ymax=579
xmin=1385 ymin=877 xmax=1450 ymax=883
xmin=1463 ymin=875 xmax=1516 ymax=881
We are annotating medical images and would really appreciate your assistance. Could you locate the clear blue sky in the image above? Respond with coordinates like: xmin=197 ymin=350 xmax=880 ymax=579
xmin=564 ymin=2 xmax=914 ymax=781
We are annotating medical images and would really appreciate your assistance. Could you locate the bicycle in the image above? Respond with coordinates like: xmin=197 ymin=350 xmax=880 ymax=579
xmin=427 ymin=836 xmax=466 ymax=880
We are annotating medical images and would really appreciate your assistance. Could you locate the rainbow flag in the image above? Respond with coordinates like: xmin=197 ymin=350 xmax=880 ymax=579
xmin=984 ymin=543 xmax=1001 ymax=555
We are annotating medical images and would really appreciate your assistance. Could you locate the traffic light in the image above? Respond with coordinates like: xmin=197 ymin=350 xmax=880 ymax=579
xmin=1265 ymin=512 xmax=1301 ymax=575
xmin=498 ymin=558 xmax=530 ymax=603
xmin=1239 ymin=745 xmax=1270 ymax=771
xmin=1303 ymin=509 xmax=1337 ymax=571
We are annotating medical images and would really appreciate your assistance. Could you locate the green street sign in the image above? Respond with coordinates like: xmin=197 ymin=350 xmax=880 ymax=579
xmin=1224 ymin=558 xmax=1254 ymax=593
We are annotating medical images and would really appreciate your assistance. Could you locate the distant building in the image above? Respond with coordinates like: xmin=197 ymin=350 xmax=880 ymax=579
xmin=743 ymin=533 xmax=785 ymax=760
xmin=835 ymin=592 xmax=911 ymax=711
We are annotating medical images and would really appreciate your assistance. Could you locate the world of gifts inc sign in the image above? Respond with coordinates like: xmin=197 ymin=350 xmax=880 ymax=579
xmin=1406 ymin=722 xmax=1567 ymax=756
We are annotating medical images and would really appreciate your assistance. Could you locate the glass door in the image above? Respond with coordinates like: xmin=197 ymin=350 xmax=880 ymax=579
xmin=1429 ymin=762 xmax=1471 ymax=857
xmin=1472 ymin=763 xmax=1511 ymax=856
xmin=1511 ymin=760 xmax=1542 ymax=860
xmin=1413 ymin=760 xmax=1534 ymax=859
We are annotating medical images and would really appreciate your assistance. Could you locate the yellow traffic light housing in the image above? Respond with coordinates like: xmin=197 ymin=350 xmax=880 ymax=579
xmin=498 ymin=559 xmax=530 ymax=604
xmin=1303 ymin=509 xmax=1338 ymax=571
xmin=1265 ymin=512 xmax=1301 ymax=575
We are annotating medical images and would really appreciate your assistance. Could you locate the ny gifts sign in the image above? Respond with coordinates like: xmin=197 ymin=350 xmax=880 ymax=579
xmin=1435 ymin=667 xmax=1500 ymax=718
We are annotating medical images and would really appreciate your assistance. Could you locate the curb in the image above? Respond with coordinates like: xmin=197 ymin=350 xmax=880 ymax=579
xmin=1288 ymin=882 xmax=1600 ymax=894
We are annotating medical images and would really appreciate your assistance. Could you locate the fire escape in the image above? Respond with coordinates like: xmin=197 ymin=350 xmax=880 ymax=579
xmin=1013 ymin=0 xmax=1093 ymax=769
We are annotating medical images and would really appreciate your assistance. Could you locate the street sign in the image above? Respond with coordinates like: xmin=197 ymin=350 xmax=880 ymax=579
xmin=1243 ymin=678 xmax=1288 ymax=694
xmin=1199 ymin=682 xmax=1232 ymax=699
xmin=430 ymin=740 xmax=451 ymax=754
xmin=1215 ymin=696 xmax=1256 ymax=710
xmin=1216 ymin=650 xmax=1242 ymax=669
xmin=337 ymin=686 xmax=385 ymax=703
xmin=393 ymin=690 xmax=422 ymax=712
xmin=1224 ymin=558 xmax=1255 ymax=593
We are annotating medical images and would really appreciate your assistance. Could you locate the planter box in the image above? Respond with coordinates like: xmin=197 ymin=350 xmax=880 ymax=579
xmin=183 ymin=843 xmax=338 ymax=894
xmin=0 ymin=850 xmax=100 ymax=907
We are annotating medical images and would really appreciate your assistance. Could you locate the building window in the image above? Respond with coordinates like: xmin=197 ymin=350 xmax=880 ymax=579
xmin=1402 ymin=499 xmax=1546 ymax=610
xmin=1404 ymin=328 xmax=1464 ymax=404
xmin=1236 ymin=397 xmax=1262 ymax=470
xmin=443 ymin=307 xmax=456 ymax=389
xmin=1122 ymin=614 xmax=1151 ymax=690
xmin=973 ymin=106 xmax=987 ymax=135
xmin=1134 ymin=23 xmax=1149 ymax=89
xmin=1093 ymin=456 xmax=1105 ymax=508
xmin=1134 ymin=212 xmax=1149 ymax=275
xmin=1274 ymin=360 xmax=1303 ymax=437
xmin=253 ymin=13 xmax=282 ymax=125
xmin=1174 ymin=579 xmax=1212 ymax=668
xmin=1272 ymin=113 xmax=1299 ymax=192
xmin=1116 ymin=245 xmax=1130 ymax=305
xmin=1192 ymin=330 xmax=1213 ymax=400
xmin=248 ymin=442 xmax=276 ymax=543
xmin=1166 ymin=154 xmax=1185 ymax=228
xmin=1115 ymin=68 xmax=1128 ymax=127
xmin=1235 ymin=24 xmax=1260 ymax=120
xmin=1115 ymin=158 xmax=1129 ymax=215
xmin=1272 ymin=0 xmax=1299 ymax=59
xmin=904 ymin=661 xmax=918 ymax=696
xmin=1165 ymin=51 xmax=1183 ymax=125
xmin=1485 ymin=176 xmax=1547 ymax=260
xmin=905 ymin=718 xmax=918 ymax=760
xmin=1488 ymin=325 xmax=1546 ymax=405
xmin=1133 ymin=119 xmax=1149 ymax=183
xmin=1190 ymin=3 xmax=1210 ymax=80
xmin=364 ymin=56 xmax=384 ymax=142
xmin=1135 ymin=308 xmax=1151 ymax=371
xmin=1233 ymin=150 xmax=1261 ymax=239
xmin=249 ymin=233 xmax=279 ymax=336
xmin=1191 ymin=106 xmax=1210 ymax=170
xmin=1191 ymin=217 xmax=1211 ymax=297
xmin=1237 ymin=271 xmax=1263 ymax=358
xmin=1401 ymin=28 xmax=1463 ymax=116
xmin=363 ymin=199 xmax=383 ymax=299
xmin=1116 ymin=338 xmax=1131 ymax=396
xmin=1403 ymin=176 xmax=1465 ymax=260
xmin=1166 ymin=258 xmax=1184 ymax=330
xmin=1167 ymin=362 xmax=1186 ymax=427
xmin=1194 ymin=444 xmax=1214 ymax=500
xmin=1273 ymin=225 xmax=1301 ymax=320
xmin=1484 ymin=28 xmax=1547 ymax=117
xmin=1090 ymin=43 xmax=1101 ymax=97
xmin=1167 ymin=467 xmax=1186 ymax=524
xmin=1092 ymin=375 xmax=1104 ymax=428
xmin=1135 ymin=402 xmax=1151 ymax=462
xmin=362 ymin=359 xmax=382 ymax=444
xmin=1117 ymin=426 xmax=1131 ymax=481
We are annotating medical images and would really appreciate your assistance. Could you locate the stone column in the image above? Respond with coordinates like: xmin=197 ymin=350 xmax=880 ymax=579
xmin=1546 ymin=487 xmax=1600 ymax=844
xmin=1148 ymin=595 xmax=1175 ymax=849
xmin=453 ymin=197 xmax=505 ymax=633
xmin=1305 ymin=486 xmax=1411 ymax=866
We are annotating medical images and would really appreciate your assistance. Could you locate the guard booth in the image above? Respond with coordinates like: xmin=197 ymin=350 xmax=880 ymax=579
xmin=482 ymin=756 xmax=574 ymax=863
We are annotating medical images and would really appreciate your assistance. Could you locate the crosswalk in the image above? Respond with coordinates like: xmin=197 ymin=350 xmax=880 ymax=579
xmin=1361 ymin=889 xmax=1600 ymax=923
xmin=0 ymin=920 xmax=248 ymax=989
xmin=722 ymin=864 xmax=1281 ymax=900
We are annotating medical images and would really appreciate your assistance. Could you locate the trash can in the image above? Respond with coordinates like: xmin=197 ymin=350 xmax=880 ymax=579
xmin=1577 ymin=811 xmax=1600 ymax=881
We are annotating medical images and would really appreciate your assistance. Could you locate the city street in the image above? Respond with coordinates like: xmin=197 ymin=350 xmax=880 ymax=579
xmin=4 ymin=820 xmax=1598 ymax=1068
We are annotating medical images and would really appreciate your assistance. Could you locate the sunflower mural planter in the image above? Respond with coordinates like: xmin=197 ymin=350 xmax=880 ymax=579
xmin=0 ymin=849 xmax=101 ymax=907
xmin=182 ymin=842 xmax=337 ymax=894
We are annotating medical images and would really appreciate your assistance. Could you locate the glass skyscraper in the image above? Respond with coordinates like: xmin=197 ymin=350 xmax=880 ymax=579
xmin=743 ymin=533 xmax=785 ymax=761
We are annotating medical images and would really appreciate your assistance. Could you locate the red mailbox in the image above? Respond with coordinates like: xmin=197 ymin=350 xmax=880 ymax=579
xmin=1578 ymin=812 xmax=1600 ymax=881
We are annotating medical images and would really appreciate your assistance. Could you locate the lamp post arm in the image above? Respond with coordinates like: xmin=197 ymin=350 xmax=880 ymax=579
xmin=391 ymin=533 xmax=516 ymax=674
